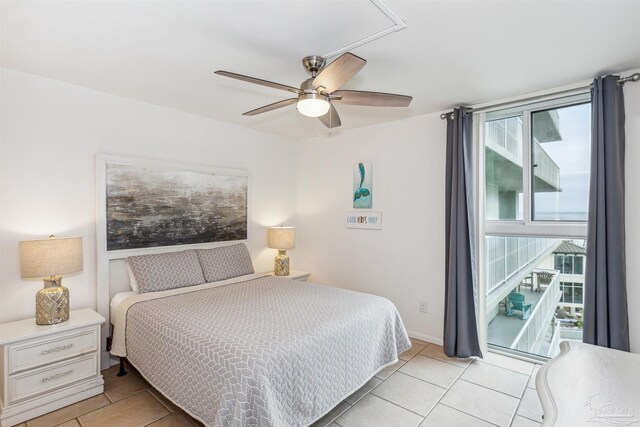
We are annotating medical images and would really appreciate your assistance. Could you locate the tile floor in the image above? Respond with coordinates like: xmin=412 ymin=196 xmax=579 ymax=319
xmin=19 ymin=364 xmax=203 ymax=427
xmin=20 ymin=338 xmax=544 ymax=427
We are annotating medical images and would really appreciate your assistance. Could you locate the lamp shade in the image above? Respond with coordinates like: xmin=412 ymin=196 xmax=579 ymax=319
xmin=267 ymin=226 xmax=295 ymax=250
xmin=19 ymin=236 xmax=83 ymax=278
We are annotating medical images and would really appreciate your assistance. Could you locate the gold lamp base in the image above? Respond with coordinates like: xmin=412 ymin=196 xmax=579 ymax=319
xmin=36 ymin=276 xmax=69 ymax=325
xmin=274 ymin=250 xmax=290 ymax=276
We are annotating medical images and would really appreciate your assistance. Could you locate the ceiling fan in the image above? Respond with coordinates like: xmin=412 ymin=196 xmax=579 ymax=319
xmin=215 ymin=53 xmax=412 ymax=128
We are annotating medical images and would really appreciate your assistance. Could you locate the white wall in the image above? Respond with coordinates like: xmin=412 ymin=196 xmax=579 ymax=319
xmin=624 ymin=82 xmax=640 ymax=353
xmin=2 ymin=65 xmax=639 ymax=353
xmin=296 ymin=83 xmax=640 ymax=351
xmin=0 ymin=69 xmax=297 ymax=323
xmin=295 ymin=113 xmax=447 ymax=344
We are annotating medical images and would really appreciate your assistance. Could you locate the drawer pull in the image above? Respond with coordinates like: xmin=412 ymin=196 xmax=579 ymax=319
xmin=40 ymin=343 xmax=73 ymax=356
xmin=40 ymin=369 xmax=73 ymax=383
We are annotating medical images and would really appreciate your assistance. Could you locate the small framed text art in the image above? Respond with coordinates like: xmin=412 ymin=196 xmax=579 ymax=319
xmin=353 ymin=162 xmax=372 ymax=209
xmin=345 ymin=211 xmax=382 ymax=230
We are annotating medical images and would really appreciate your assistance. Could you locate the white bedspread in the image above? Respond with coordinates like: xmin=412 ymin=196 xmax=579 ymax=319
xmin=111 ymin=275 xmax=410 ymax=427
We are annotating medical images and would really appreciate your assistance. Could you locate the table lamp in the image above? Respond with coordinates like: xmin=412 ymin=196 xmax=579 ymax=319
xmin=267 ymin=226 xmax=295 ymax=276
xmin=19 ymin=235 xmax=83 ymax=325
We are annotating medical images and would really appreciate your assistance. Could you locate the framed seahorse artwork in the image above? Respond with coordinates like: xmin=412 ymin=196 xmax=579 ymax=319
xmin=353 ymin=162 xmax=372 ymax=209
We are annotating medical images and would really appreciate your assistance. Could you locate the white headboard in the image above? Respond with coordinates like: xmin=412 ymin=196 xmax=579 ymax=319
xmin=95 ymin=154 xmax=250 ymax=369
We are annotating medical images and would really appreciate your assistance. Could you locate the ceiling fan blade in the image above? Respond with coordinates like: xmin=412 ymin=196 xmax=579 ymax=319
xmin=243 ymin=98 xmax=298 ymax=116
xmin=215 ymin=70 xmax=303 ymax=95
xmin=318 ymin=104 xmax=342 ymax=128
xmin=332 ymin=90 xmax=413 ymax=107
xmin=312 ymin=53 xmax=366 ymax=93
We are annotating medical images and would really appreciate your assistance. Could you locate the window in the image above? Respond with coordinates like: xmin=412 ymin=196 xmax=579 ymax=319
xmin=531 ymin=104 xmax=591 ymax=221
xmin=560 ymin=282 xmax=584 ymax=304
xmin=554 ymin=254 xmax=584 ymax=274
xmin=575 ymin=256 xmax=583 ymax=275
xmin=484 ymin=93 xmax=591 ymax=237
xmin=481 ymin=93 xmax=591 ymax=359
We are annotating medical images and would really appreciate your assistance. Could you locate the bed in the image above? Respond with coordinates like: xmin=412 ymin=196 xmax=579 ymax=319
xmin=109 ymin=248 xmax=410 ymax=427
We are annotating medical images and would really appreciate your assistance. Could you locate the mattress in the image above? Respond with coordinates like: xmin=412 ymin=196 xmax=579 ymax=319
xmin=111 ymin=274 xmax=410 ymax=427
xmin=110 ymin=291 xmax=136 ymax=320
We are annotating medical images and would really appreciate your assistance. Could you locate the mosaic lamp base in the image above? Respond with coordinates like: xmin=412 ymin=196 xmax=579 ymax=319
xmin=36 ymin=276 xmax=70 ymax=325
xmin=274 ymin=250 xmax=290 ymax=276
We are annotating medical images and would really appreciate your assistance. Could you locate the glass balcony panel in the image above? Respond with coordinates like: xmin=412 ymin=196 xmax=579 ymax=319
xmin=487 ymin=237 xmax=586 ymax=358
xmin=485 ymin=115 xmax=524 ymax=220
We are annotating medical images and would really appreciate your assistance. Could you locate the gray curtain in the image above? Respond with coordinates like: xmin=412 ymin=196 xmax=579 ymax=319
xmin=444 ymin=108 xmax=482 ymax=358
xmin=583 ymin=75 xmax=630 ymax=351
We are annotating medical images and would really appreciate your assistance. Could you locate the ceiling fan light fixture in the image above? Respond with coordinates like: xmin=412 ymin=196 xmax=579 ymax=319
xmin=297 ymin=93 xmax=330 ymax=117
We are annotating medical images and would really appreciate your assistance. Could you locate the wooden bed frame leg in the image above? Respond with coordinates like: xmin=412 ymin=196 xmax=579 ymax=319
xmin=117 ymin=357 xmax=128 ymax=376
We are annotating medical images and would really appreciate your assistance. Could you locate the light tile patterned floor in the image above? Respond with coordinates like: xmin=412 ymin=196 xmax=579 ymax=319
xmin=20 ymin=365 xmax=203 ymax=427
xmin=21 ymin=338 xmax=543 ymax=426
xmin=316 ymin=338 xmax=544 ymax=427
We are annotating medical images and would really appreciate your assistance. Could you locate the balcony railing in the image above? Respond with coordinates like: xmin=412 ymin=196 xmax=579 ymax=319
xmin=547 ymin=319 xmax=562 ymax=358
xmin=485 ymin=118 xmax=560 ymax=192
xmin=485 ymin=118 xmax=522 ymax=165
xmin=510 ymin=271 xmax=562 ymax=353
xmin=533 ymin=140 xmax=561 ymax=190
xmin=486 ymin=237 xmax=558 ymax=294
xmin=559 ymin=327 xmax=583 ymax=341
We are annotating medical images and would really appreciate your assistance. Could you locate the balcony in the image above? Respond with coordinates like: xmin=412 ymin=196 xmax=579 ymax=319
xmin=486 ymin=236 xmax=560 ymax=305
xmin=533 ymin=140 xmax=561 ymax=192
xmin=485 ymin=119 xmax=561 ymax=193
xmin=488 ymin=270 xmax=562 ymax=354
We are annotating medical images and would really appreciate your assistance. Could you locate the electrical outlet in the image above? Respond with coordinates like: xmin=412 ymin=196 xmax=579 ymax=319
xmin=419 ymin=301 xmax=428 ymax=313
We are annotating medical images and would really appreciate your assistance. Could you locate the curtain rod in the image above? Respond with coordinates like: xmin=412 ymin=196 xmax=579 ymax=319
xmin=440 ymin=72 xmax=640 ymax=120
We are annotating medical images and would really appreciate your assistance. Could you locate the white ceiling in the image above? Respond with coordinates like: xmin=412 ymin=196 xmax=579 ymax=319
xmin=3 ymin=1 xmax=640 ymax=139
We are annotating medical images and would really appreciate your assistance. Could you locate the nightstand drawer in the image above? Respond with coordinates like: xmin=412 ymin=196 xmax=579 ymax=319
xmin=8 ymin=353 xmax=99 ymax=404
xmin=8 ymin=327 xmax=98 ymax=374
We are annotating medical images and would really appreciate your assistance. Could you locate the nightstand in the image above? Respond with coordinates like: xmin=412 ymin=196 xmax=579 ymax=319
xmin=269 ymin=270 xmax=311 ymax=281
xmin=0 ymin=308 xmax=105 ymax=427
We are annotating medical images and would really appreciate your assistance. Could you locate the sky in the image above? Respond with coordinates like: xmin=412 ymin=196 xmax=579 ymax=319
xmin=533 ymin=102 xmax=591 ymax=220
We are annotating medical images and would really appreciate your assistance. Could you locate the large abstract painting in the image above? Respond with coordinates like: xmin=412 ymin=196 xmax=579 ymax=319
xmin=105 ymin=162 xmax=248 ymax=251
xmin=353 ymin=162 xmax=372 ymax=209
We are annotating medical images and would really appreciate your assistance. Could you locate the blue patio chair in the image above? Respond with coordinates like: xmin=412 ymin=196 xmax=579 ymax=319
xmin=506 ymin=292 xmax=532 ymax=320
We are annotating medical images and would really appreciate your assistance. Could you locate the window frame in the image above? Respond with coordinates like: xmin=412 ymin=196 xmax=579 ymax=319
xmin=554 ymin=254 xmax=585 ymax=275
xmin=483 ymin=92 xmax=591 ymax=239
xmin=475 ymin=89 xmax=591 ymax=359
xmin=560 ymin=281 xmax=584 ymax=305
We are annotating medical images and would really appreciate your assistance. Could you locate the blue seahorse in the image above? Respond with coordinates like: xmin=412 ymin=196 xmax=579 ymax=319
xmin=353 ymin=163 xmax=371 ymax=202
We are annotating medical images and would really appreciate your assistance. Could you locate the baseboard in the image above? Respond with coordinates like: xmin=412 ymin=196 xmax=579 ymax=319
xmin=406 ymin=331 xmax=443 ymax=346
xmin=108 ymin=354 xmax=120 ymax=368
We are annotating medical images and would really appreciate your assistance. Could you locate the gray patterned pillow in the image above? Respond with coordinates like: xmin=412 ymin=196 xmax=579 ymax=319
xmin=196 ymin=243 xmax=255 ymax=283
xmin=127 ymin=250 xmax=206 ymax=294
